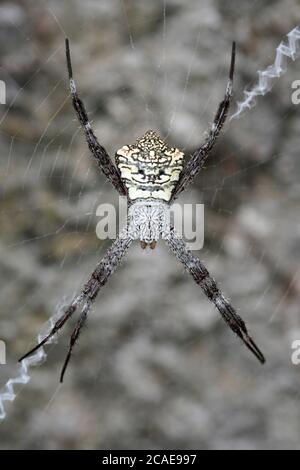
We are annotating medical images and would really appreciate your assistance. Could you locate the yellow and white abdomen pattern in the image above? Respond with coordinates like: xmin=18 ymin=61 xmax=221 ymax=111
xmin=115 ymin=130 xmax=184 ymax=202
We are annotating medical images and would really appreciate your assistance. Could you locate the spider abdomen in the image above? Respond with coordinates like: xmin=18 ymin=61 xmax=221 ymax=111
xmin=127 ymin=200 xmax=170 ymax=246
xmin=116 ymin=130 xmax=184 ymax=202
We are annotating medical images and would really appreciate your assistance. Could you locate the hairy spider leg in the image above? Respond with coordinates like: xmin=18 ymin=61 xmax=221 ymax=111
xmin=165 ymin=227 xmax=265 ymax=364
xmin=19 ymin=232 xmax=132 ymax=380
xmin=170 ymin=42 xmax=236 ymax=202
xmin=65 ymin=39 xmax=128 ymax=196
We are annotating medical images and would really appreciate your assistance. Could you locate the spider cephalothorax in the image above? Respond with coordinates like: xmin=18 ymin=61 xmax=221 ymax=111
xmin=19 ymin=39 xmax=265 ymax=382
xmin=116 ymin=130 xmax=184 ymax=202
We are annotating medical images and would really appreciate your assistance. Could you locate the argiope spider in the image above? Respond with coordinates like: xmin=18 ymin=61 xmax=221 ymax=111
xmin=19 ymin=39 xmax=265 ymax=382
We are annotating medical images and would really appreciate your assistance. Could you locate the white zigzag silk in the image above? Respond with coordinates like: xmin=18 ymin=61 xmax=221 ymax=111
xmin=231 ymin=26 xmax=300 ymax=120
xmin=0 ymin=311 xmax=60 ymax=420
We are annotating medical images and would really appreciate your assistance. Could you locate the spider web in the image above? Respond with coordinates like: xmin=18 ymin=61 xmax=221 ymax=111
xmin=0 ymin=0 xmax=300 ymax=450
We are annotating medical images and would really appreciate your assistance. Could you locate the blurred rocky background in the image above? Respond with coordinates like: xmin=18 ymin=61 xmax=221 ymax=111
xmin=0 ymin=0 xmax=300 ymax=450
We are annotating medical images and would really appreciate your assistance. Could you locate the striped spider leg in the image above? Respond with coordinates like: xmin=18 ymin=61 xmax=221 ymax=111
xmin=166 ymin=227 xmax=265 ymax=364
xmin=171 ymin=42 xmax=236 ymax=202
xmin=65 ymin=39 xmax=128 ymax=197
xmin=19 ymin=231 xmax=132 ymax=382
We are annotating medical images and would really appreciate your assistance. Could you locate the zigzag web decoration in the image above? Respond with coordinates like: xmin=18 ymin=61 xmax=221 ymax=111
xmin=0 ymin=301 xmax=68 ymax=420
xmin=231 ymin=26 xmax=300 ymax=120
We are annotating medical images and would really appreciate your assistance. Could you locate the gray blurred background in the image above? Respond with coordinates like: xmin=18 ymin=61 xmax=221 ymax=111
xmin=0 ymin=0 xmax=300 ymax=450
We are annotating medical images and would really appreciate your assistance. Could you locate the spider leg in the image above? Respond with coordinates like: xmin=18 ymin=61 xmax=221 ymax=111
xmin=170 ymin=42 xmax=236 ymax=202
xmin=165 ymin=227 xmax=265 ymax=364
xmin=18 ymin=297 xmax=81 ymax=362
xmin=60 ymin=300 xmax=91 ymax=383
xmin=65 ymin=38 xmax=128 ymax=197
xmin=19 ymin=231 xmax=132 ymax=369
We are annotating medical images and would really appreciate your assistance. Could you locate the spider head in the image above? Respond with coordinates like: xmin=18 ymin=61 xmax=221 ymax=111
xmin=115 ymin=130 xmax=184 ymax=202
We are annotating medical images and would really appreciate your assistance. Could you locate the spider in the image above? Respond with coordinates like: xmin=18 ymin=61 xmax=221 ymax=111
xmin=19 ymin=39 xmax=265 ymax=382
